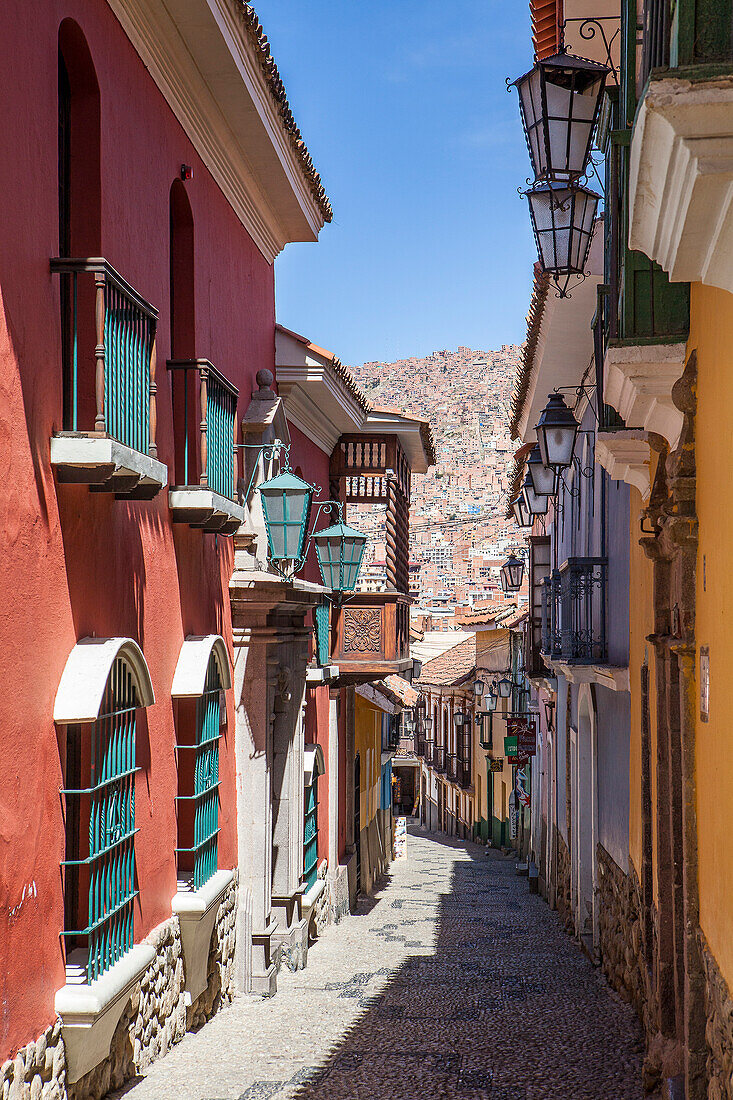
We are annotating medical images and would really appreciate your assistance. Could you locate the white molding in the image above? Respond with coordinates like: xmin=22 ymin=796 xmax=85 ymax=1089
xmin=629 ymin=77 xmax=733 ymax=292
xmin=172 ymin=869 xmax=234 ymax=1002
xmin=54 ymin=637 xmax=155 ymax=723
xmin=105 ymin=0 xmax=324 ymax=262
xmin=548 ymin=659 xmax=630 ymax=692
xmin=595 ymin=430 xmax=652 ymax=500
xmin=171 ymin=635 xmax=232 ymax=697
xmin=603 ymin=342 xmax=687 ymax=449
xmin=55 ymin=943 xmax=156 ymax=1083
xmin=51 ymin=434 xmax=168 ymax=490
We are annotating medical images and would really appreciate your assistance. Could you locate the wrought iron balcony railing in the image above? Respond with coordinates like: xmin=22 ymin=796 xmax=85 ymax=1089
xmin=541 ymin=558 xmax=608 ymax=664
xmin=432 ymin=744 xmax=446 ymax=773
xmin=167 ymin=359 xmax=238 ymax=500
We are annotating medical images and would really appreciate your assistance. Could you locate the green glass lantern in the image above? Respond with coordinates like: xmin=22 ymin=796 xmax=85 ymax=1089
xmin=258 ymin=470 xmax=313 ymax=563
xmin=313 ymin=522 xmax=368 ymax=592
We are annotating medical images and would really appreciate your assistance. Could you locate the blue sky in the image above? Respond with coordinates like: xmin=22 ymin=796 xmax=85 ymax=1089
xmin=256 ymin=0 xmax=535 ymax=366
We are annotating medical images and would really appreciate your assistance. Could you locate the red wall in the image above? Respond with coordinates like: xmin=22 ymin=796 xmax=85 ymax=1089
xmin=0 ymin=0 xmax=274 ymax=1058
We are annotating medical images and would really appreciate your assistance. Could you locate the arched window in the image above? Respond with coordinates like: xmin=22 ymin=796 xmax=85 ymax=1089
xmin=57 ymin=21 xmax=101 ymax=431
xmin=303 ymin=745 xmax=324 ymax=890
xmin=172 ymin=637 xmax=231 ymax=891
xmin=56 ymin=641 xmax=154 ymax=982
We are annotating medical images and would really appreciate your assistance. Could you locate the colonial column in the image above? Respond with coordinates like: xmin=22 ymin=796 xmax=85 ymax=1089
xmin=270 ymin=625 xmax=310 ymax=970
xmin=231 ymin=622 xmax=277 ymax=995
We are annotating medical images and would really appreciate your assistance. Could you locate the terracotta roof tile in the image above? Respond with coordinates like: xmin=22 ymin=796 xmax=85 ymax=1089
xmin=235 ymin=4 xmax=332 ymax=222
xmin=510 ymin=264 xmax=551 ymax=440
xmin=417 ymin=636 xmax=476 ymax=687
xmin=530 ymin=0 xmax=561 ymax=60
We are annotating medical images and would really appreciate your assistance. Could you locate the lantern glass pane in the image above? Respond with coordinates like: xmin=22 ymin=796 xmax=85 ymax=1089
xmin=523 ymin=478 xmax=549 ymax=516
xmin=527 ymin=184 xmax=599 ymax=276
xmin=517 ymin=66 xmax=544 ymax=177
xmin=485 ymin=693 xmax=497 ymax=713
xmin=260 ymin=477 xmax=312 ymax=562
xmin=545 ymin=73 xmax=602 ymax=179
xmin=529 ymin=456 xmax=557 ymax=496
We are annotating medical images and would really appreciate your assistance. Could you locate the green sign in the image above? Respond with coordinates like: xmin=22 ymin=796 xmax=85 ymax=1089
xmin=504 ymin=736 xmax=518 ymax=756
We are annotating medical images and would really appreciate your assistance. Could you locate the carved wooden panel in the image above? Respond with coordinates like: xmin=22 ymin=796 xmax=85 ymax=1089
xmin=343 ymin=608 xmax=382 ymax=653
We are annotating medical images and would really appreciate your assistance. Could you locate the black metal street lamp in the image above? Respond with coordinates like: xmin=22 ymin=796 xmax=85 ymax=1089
xmin=521 ymin=471 xmax=549 ymax=516
xmin=453 ymin=711 xmax=466 ymax=729
xmin=500 ymin=554 xmax=525 ymax=594
xmin=535 ymin=391 xmax=580 ymax=471
xmin=510 ymin=51 xmax=609 ymax=183
xmin=511 ymin=493 xmax=533 ymax=529
xmin=496 ymin=677 xmax=513 ymax=699
xmin=473 ymin=677 xmax=485 ymax=696
xmin=485 ymin=691 xmax=498 ymax=713
xmin=544 ymin=699 xmax=556 ymax=731
xmin=527 ymin=442 xmax=557 ymax=497
xmin=525 ymin=181 xmax=599 ymax=283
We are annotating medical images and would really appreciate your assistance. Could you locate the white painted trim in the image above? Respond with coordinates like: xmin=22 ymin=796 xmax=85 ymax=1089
xmin=171 ymin=635 xmax=232 ymax=697
xmin=55 ymin=943 xmax=156 ymax=1082
xmin=595 ymin=431 xmax=652 ymax=500
xmin=603 ymin=342 xmax=687 ymax=449
xmin=50 ymin=434 xmax=168 ymax=487
xmin=105 ymin=0 xmax=325 ymax=262
xmin=168 ymin=487 xmax=247 ymax=525
xmin=172 ymin=869 xmax=234 ymax=1002
xmin=304 ymin=743 xmax=325 ymax=788
xmin=548 ymin=659 xmax=630 ymax=692
xmin=629 ymin=77 xmax=733 ymax=292
xmin=306 ymin=664 xmax=339 ymax=684
xmin=54 ymin=638 xmax=155 ymax=723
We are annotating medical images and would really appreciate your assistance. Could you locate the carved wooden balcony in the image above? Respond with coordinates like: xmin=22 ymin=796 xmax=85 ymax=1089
xmin=330 ymin=592 xmax=411 ymax=685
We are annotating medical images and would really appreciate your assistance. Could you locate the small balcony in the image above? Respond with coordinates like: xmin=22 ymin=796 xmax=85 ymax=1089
xmin=167 ymin=359 xmax=245 ymax=534
xmin=432 ymin=744 xmax=446 ymax=773
xmin=330 ymin=592 xmax=411 ymax=684
xmin=541 ymin=558 xmax=607 ymax=665
xmin=447 ymin=754 xmax=459 ymax=784
xmin=50 ymin=259 xmax=167 ymax=498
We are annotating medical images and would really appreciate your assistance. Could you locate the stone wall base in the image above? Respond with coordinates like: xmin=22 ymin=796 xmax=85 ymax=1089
xmin=328 ymin=858 xmax=352 ymax=923
xmin=554 ymin=826 xmax=572 ymax=932
xmin=699 ymin=929 xmax=733 ymax=1100
xmin=187 ymin=875 xmax=238 ymax=1030
xmin=3 ymin=883 xmax=238 ymax=1100
xmin=0 ymin=1019 xmax=65 ymax=1100
xmin=596 ymin=845 xmax=647 ymax=1016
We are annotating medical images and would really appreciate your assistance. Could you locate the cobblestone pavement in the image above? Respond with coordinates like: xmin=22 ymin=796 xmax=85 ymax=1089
xmin=117 ymin=826 xmax=644 ymax=1100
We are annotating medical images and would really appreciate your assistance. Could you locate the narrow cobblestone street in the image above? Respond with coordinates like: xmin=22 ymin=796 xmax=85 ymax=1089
xmin=116 ymin=827 xmax=643 ymax=1100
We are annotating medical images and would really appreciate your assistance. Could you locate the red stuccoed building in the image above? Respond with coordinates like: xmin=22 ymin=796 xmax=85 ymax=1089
xmin=0 ymin=4 xmax=433 ymax=1097
xmin=0 ymin=0 xmax=331 ymax=1094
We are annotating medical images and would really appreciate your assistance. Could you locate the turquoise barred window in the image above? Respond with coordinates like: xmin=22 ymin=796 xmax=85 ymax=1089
xmin=62 ymin=658 xmax=139 ymax=982
xmin=176 ymin=655 xmax=221 ymax=889
xmin=303 ymin=777 xmax=319 ymax=890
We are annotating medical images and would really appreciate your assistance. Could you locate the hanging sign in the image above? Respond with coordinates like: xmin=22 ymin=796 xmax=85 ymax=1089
xmin=507 ymin=715 xmax=537 ymax=759
xmin=515 ymin=768 xmax=530 ymax=808
xmin=509 ymin=791 xmax=519 ymax=840
xmin=490 ymin=758 xmax=504 ymax=773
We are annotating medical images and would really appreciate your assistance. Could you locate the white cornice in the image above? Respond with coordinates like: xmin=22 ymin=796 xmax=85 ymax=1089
xmin=106 ymin=0 xmax=324 ymax=262
xmin=630 ymin=77 xmax=733 ymax=292
xmin=603 ymin=342 xmax=686 ymax=449
xmin=595 ymin=430 xmax=652 ymax=501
